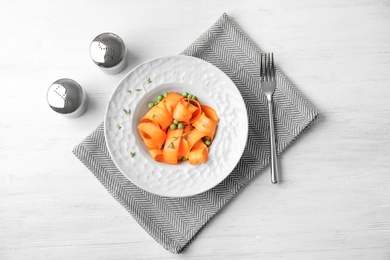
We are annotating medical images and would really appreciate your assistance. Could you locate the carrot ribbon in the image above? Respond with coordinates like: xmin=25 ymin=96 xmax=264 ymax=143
xmin=137 ymin=92 xmax=219 ymax=165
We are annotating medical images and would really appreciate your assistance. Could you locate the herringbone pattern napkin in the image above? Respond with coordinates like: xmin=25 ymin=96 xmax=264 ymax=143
xmin=73 ymin=13 xmax=319 ymax=253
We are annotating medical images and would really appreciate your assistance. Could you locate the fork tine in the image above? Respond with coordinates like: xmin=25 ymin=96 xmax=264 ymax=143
xmin=264 ymin=53 xmax=269 ymax=81
xmin=260 ymin=54 xmax=262 ymax=78
xmin=260 ymin=53 xmax=265 ymax=79
xmin=266 ymin=53 xmax=271 ymax=81
xmin=270 ymin=53 xmax=275 ymax=80
xmin=264 ymin=53 xmax=268 ymax=80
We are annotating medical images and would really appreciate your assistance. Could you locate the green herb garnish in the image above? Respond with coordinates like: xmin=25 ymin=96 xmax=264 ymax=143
xmin=147 ymin=77 xmax=152 ymax=84
xmin=123 ymin=109 xmax=131 ymax=115
xmin=130 ymin=151 xmax=136 ymax=158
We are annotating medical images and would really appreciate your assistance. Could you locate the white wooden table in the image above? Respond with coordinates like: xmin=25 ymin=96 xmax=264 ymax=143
xmin=1 ymin=1 xmax=390 ymax=259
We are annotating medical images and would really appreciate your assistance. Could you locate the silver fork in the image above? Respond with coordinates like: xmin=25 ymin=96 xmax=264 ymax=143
xmin=260 ymin=53 xmax=278 ymax=184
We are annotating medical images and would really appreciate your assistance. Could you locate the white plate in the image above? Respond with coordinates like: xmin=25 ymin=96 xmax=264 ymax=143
xmin=104 ymin=55 xmax=248 ymax=197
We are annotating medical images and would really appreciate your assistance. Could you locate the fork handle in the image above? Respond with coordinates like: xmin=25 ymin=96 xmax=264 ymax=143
xmin=267 ymin=96 xmax=278 ymax=184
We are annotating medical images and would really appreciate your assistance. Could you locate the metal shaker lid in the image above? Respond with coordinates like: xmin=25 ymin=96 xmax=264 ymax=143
xmin=47 ymin=78 xmax=84 ymax=114
xmin=89 ymin=32 xmax=126 ymax=69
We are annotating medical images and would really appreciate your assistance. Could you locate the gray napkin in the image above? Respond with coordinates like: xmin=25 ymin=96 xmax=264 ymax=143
xmin=73 ymin=13 xmax=319 ymax=254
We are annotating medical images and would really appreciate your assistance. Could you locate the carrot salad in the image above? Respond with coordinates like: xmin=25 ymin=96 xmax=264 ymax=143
xmin=137 ymin=92 xmax=219 ymax=165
